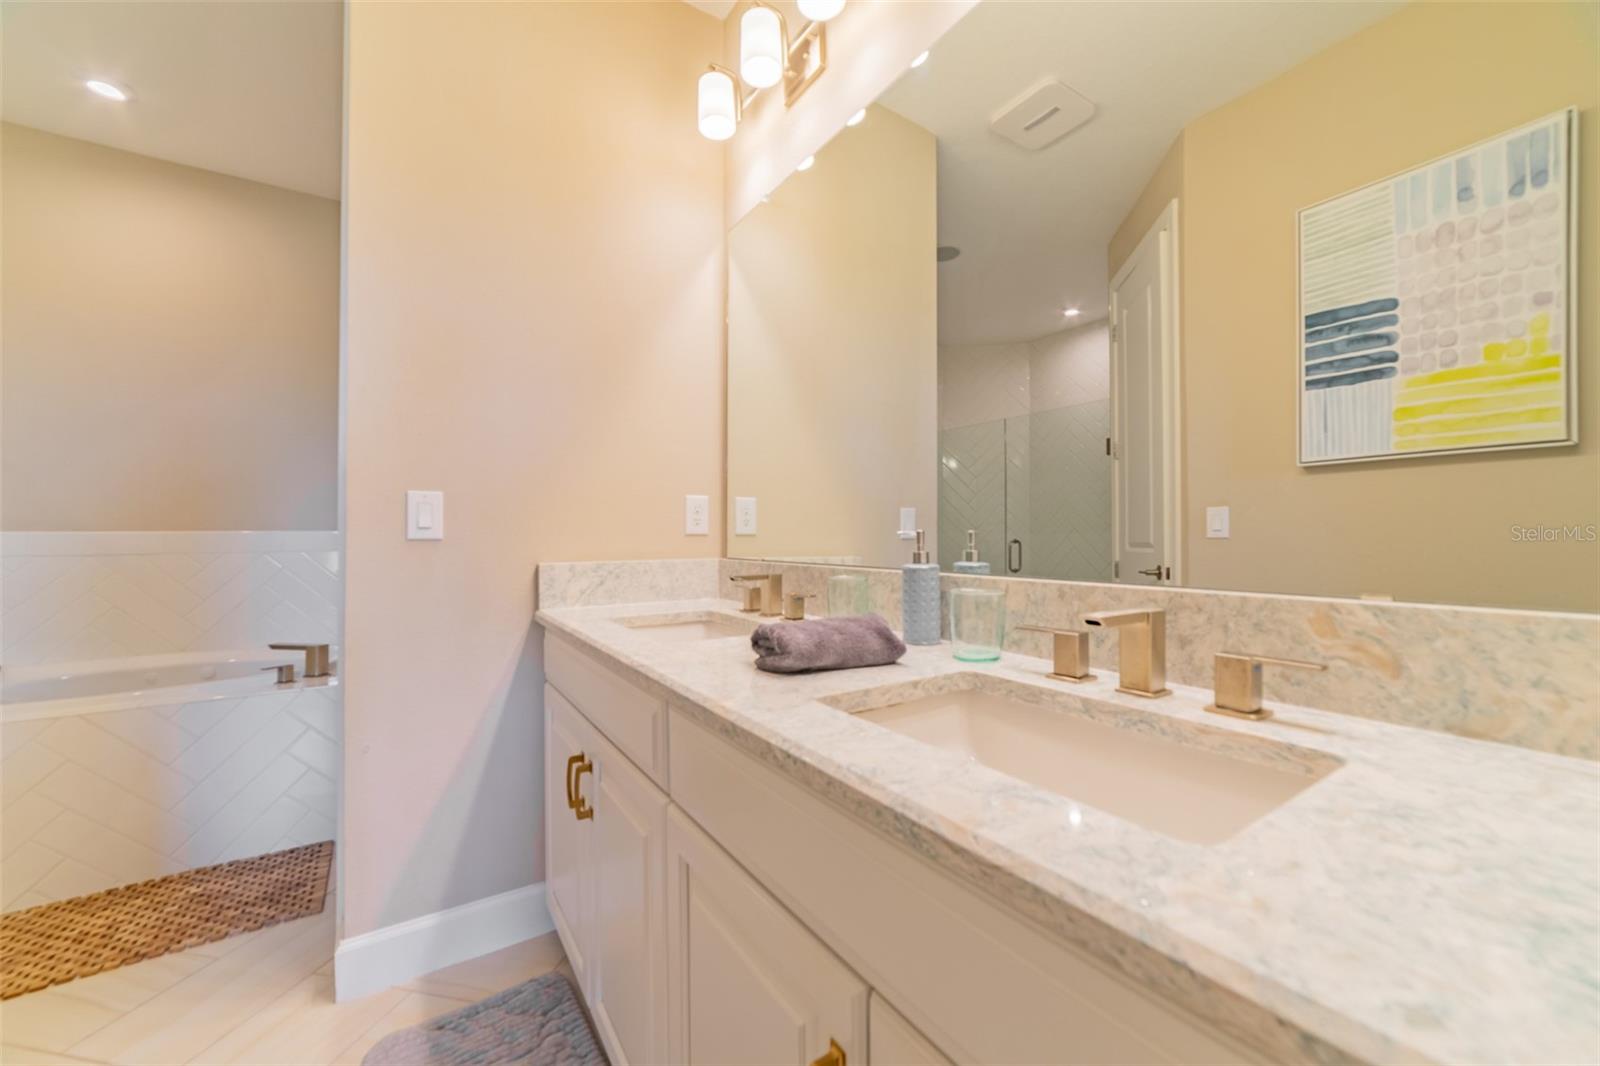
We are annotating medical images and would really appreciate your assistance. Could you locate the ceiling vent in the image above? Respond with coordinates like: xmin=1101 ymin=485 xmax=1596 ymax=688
xmin=989 ymin=79 xmax=1095 ymax=151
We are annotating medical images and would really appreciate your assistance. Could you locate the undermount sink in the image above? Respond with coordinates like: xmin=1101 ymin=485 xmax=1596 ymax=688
xmin=619 ymin=612 xmax=757 ymax=643
xmin=844 ymin=685 xmax=1339 ymax=845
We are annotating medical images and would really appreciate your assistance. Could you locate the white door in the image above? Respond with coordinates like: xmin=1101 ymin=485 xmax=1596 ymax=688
xmin=1110 ymin=200 xmax=1180 ymax=586
xmin=588 ymin=732 xmax=670 ymax=1066
xmin=665 ymin=806 xmax=867 ymax=1066
xmin=544 ymin=685 xmax=591 ymax=991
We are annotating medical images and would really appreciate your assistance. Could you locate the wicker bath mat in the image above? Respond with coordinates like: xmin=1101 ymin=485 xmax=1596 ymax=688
xmin=0 ymin=840 xmax=332 ymax=999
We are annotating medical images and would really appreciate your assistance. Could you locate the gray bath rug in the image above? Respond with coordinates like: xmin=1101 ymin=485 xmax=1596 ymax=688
xmin=362 ymin=971 xmax=607 ymax=1066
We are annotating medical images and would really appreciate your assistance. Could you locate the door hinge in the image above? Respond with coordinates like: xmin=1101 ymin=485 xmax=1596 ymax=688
xmin=1113 ymin=560 xmax=1119 ymax=579
xmin=1110 ymin=324 xmax=1118 ymax=343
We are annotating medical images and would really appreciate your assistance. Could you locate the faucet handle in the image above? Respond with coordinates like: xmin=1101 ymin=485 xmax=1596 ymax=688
xmin=1207 ymin=652 xmax=1325 ymax=720
xmin=1015 ymin=624 xmax=1094 ymax=683
xmin=781 ymin=593 xmax=815 ymax=621
xmin=268 ymin=643 xmax=331 ymax=679
xmin=262 ymin=663 xmax=297 ymax=684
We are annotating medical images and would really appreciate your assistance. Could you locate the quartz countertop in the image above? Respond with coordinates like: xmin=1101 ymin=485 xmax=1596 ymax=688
xmin=536 ymin=598 xmax=1600 ymax=1065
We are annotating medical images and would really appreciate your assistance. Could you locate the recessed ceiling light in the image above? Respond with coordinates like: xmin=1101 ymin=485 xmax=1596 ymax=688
xmin=1063 ymin=307 xmax=1081 ymax=317
xmin=796 ymin=154 xmax=815 ymax=172
xmin=85 ymin=79 xmax=128 ymax=101
xmin=909 ymin=50 xmax=929 ymax=69
xmin=846 ymin=108 xmax=866 ymax=128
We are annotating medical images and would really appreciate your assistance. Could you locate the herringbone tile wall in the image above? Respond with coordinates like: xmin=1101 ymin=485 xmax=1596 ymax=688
xmin=1 ymin=684 xmax=340 ymax=912
xmin=2 ymin=532 xmax=342 ymax=913
xmin=2 ymin=533 xmax=340 ymax=667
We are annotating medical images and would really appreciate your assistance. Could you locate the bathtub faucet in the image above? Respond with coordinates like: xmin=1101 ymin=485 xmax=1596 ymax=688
xmin=269 ymin=643 xmax=332 ymax=679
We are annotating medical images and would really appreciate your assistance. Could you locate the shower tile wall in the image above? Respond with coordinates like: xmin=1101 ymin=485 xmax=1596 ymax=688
xmin=938 ymin=321 xmax=1111 ymax=579
xmin=1 ymin=532 xmax=340 ymax=666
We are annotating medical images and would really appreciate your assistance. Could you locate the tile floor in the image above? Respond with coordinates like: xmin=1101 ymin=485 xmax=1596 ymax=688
xmin=0 ymin=904 xmax=570 ymax=1065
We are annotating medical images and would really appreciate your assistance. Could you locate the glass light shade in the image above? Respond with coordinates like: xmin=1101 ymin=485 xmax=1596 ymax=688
xmin=797 ymin=0 xmax=844 ymax=21
xmin=697 ymin=70 xmax=737 ymax=141
xmin=740 ymin=6 xmax=784 ymax=89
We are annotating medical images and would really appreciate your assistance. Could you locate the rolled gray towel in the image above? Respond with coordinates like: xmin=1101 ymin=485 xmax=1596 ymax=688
xmin=751 ymin=614 xmax=907 ymax=673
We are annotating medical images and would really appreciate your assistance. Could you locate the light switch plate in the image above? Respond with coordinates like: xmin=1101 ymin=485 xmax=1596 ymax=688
xmin=407 ymin=490 xmax=444 ymax=540
xmin=1205 ymin=505 xmax=1230 ymax=539
xmin=735 ymin=497 xmax=757 ymax=536
xmin=684 ymin=494 xmax=710 ymax=535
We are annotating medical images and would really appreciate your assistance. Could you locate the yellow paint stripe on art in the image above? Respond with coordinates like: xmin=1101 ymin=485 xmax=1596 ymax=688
xmin=1485 ymin=341 xmax=1508 ymax=361
xmin=1394 ymin=370 xmax=1561 ymax=403
xmin=1393 ymin=387 xmax=1565 ymax=422
xmin=1393 ymin=406 xmax=1564 ymax=437
xmin=1398 ymin=353 xmax=1561 ymax=389
xmin=1529 ymin=311 xmax=1551 ymax=335
xmin=1394 ymin=426 xmax=1566 ymax=451
xmin=1532 ymin=336 xmax=1549 ymax=356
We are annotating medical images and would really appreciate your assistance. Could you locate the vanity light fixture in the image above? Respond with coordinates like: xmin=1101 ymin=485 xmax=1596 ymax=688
xmin=1063 ymin=307 xmax=1082 ymax=317
xmin=797 ymin=0 xmax=845 ymax=21
xmin=796 ymin=154 xmax=815 ymax=172
xmin=846 ymin=108 xmax=867 ymax=127
xmin=697 ymin=67 xmax=740 ymax=141
xmin=740 ymin=5 xmax=784 ymax=89
xmin=698 ymin=1 xmax=835 ymax=140
xmin=85 ymin=79 xmax=128 ymax=101
xmin=910 ymin=50 xmax=930 ymax=69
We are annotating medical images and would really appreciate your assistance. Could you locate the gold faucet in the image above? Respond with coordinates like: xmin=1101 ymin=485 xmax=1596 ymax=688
xmin=268 ymin=643 xmax=332 ymax=679
xmin=1082 ymin=609 xmax=1168 ymax=697
xmin=1207 ymin=652 xmax=1325 ymax=720
xmin=730 ymin=573 xmax=783 ymax=617
xmin=1015 ymin=625 xmax=1094 ymax=682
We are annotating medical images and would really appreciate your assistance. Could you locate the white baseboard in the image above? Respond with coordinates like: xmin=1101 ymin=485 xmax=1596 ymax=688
xmin=333 ymin=882 xmax=553 ymax=1002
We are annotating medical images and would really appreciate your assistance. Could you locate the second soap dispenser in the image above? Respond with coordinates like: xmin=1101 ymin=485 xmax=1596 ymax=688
xmin=901 ymin=529 xmax=941 ymax=645
xmin=951 ymin=529 xmax=991 ymax=575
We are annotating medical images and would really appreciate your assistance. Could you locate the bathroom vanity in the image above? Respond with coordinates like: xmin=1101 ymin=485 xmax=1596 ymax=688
xmin=536 ymin=588 xmax=1599 ymax=1066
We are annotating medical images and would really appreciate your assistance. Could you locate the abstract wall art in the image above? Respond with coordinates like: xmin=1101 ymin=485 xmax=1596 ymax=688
xmin=1298 ymin=109 xmax=1577 ymax=464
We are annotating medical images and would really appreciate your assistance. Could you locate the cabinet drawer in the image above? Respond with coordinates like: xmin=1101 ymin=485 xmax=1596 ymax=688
xmin=547 ymin=634 xmax=668 ymax=788
xmin=870 ymin=993 xmax=954 ymax=1066
xmin=669 ymin=709 xmax=1265 ymax=1066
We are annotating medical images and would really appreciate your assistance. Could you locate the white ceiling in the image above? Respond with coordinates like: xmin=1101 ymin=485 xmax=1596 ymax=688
xmin=2 ymin=1 xmax=343 ymax=199
xmin=881 ymin=1 xmax=1400 ymax=345
xmin=683 ymin=0 xmax=737 ymax=20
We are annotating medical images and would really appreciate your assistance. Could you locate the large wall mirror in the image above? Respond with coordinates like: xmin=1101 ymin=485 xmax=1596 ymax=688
xmin=727 ymin=0 xmax=1598 ymax=613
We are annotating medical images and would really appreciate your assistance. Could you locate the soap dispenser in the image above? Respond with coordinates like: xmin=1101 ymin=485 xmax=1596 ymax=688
xmin=951 ymin=530 xmax=991 ymax=575
xmin=901 ymin=530 xmax=941 ymax=645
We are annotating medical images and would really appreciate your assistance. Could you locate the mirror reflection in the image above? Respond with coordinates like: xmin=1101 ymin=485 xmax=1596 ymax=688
xmin=727 ymin=0 xmax=1597 ymax=612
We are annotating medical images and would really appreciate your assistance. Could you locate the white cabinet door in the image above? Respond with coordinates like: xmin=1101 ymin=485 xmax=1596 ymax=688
xmin=588 ymin=727 xmax=669 ymax=1066
xmin=666 ymin=806 xmax=867 ymax=1066
xmin=545 ymin=685 xmax=591 ymax=991
xmin=869 ymin=993 xmax=953 ymax=1066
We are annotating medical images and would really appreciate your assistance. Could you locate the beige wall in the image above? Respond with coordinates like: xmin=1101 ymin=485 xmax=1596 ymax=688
xmin=342 ymin=0 xmax=724 ymax=936
xmin=1 ymin=123 xmax=339 ymax=531
xmin=723 ymin=0 xmax=975 ymax=225
xmin=1115 ymin=2 xmax=1599 ymax=611
xmin=728 ymin=105 xmax=937 ymax=568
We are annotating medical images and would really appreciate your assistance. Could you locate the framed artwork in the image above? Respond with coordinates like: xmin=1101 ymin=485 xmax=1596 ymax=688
xmin=1298 ymin=108 xmax=1578 ymax=465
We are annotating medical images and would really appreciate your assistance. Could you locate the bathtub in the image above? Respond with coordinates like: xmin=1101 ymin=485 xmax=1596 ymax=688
xmin=1 ymin=649 xmax=340 ymax=912
xmin=0 ymin=650 xmax=320 ymax=720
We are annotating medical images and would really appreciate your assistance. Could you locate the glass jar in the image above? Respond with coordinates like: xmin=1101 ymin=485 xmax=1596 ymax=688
xmin=950 ymin=587 xmax=1005 ymax=662
xmin=826 ymin=572 xmax=870 ymax=617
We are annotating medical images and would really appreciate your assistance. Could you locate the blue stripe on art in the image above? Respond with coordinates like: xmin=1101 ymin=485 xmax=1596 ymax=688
xmin=1304 ymin=366 xmax=1399 ymax=390
xmin=1530 ymin=125 xmax=1551 ymax=189
xmin=1305 ymin=351 xmax=1399 ymax=378
xmin=1305 ymin=314 xmax=1399 ymax=343
xmin=1304 ymin=298 xmax=1400 ymax=330
xmin=1305 ymin=333 xmax=1397 ymax=360
xmin=1431 ymin=162 xmax=1451 ymax=219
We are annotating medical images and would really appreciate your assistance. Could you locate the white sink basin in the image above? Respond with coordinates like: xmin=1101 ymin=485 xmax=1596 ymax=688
xmin=620 ymin=613 xmax=757 ymax=643
xmin=850 ymin=687 xmax=1337 ymax=845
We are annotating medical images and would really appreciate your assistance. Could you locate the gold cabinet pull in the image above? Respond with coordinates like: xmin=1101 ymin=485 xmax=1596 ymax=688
xmin=572 ymin=756 xmax=594 ymax=821
xmin=809 ymin=1038 xmax=845 ymax=1066
xmin=564 ymin=753 xmax=583 ymax=810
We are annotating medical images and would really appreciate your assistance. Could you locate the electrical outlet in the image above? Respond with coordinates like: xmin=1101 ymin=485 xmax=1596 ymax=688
xmin=735 ymin=496 xmax=758 ymax=536
xmin=684 ymin=494 xmax=709 ymax=535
